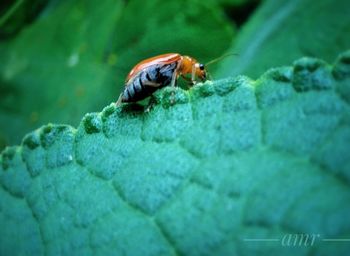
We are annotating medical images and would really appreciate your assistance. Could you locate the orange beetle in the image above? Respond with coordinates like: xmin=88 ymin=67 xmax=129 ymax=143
xmin=116 ymin=53 xmax=207 ymax=105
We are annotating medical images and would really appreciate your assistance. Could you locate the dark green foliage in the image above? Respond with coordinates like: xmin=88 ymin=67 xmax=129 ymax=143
xmin=216 ymin=0 xmax=350 ymax=78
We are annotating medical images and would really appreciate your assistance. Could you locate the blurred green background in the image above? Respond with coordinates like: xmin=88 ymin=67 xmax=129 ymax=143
xmin=0 ymin=0 xmax=349 ymax=150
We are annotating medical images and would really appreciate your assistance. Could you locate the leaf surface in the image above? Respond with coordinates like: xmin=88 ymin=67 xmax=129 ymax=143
xmin=1 ymin=51 xmax=350 ymax=255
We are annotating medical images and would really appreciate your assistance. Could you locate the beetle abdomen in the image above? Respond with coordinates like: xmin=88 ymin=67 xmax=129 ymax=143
xmin=121 ymin=62 xmax=177 ymax=102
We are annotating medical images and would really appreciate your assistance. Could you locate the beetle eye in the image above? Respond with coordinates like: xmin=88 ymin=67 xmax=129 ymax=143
xmin=199 ymin=63 xmax=205 ymax=70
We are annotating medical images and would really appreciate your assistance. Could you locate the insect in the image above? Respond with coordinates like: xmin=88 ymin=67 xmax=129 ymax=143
xmin=116 ymin=53 xmax=208 ymax=106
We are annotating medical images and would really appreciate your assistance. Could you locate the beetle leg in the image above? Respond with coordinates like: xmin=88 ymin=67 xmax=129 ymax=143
xmin=181 ymin=75 xmax=195 ymax=87
xmin=145 ymin=97 xmax=156 ymax=113
xmin=191 ymin=64 xmax=197 ymax=85
xmin=143 ymin=81 xmax=161 ymax=87
xmin=169 ymin=70 xmax=178 ymax=105
xmin=116 ymin=93 xmax=123 ymax=106
xmin=170 ymin=70 xmax=177 ymax=87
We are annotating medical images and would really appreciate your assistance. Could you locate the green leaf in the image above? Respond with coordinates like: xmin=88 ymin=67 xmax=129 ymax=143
xmin=1 ymin=51 xmax=350 ymax=255
xmin=215 ymin=0 xmax=350 ymax=78
xmin=0 ymin=0 xmax=234 ymax=148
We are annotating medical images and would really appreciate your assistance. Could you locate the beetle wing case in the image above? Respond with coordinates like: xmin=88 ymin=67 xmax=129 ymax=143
xmin=126 ymin=53 xmax=182 ymax=83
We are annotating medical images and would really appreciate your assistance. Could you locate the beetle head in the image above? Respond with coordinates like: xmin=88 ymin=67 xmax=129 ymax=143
xmin=181 ymin=56 xmax=208 ymax=83
xmin=194 ymin=62 xmax=207 ymax=82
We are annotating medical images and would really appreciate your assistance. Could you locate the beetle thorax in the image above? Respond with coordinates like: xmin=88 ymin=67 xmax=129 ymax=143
xmin=179 ymin=56 xmax=197 ymax=75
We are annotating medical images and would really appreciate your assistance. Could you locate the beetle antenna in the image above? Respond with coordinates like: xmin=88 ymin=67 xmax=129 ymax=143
xmin=205 ymin=53 xmax=238 ymax=66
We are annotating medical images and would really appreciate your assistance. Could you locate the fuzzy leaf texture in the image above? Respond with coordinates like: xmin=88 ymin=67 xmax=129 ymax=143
xmin=1 ymin=51 xmax=350 ymax=256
